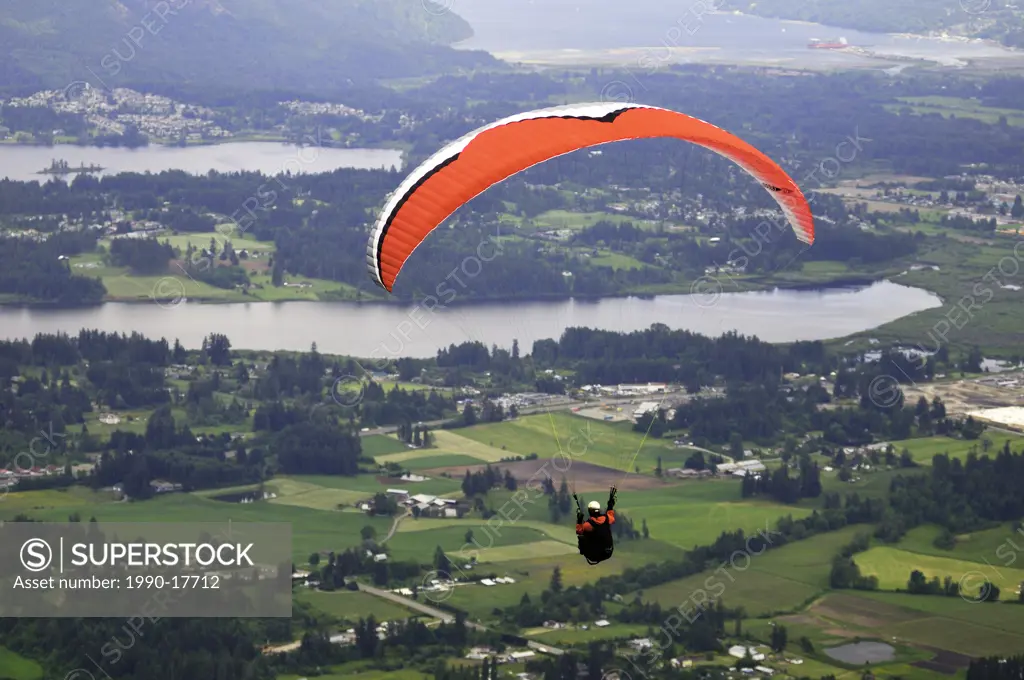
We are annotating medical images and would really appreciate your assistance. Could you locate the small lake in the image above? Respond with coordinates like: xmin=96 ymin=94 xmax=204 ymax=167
xmin=0 ymin=141 xmax=403 ymax=183
xmin=0 ymin=280 xmax=942 ymax=357
xmin=824 ymin=641 xmax=896 ymax=664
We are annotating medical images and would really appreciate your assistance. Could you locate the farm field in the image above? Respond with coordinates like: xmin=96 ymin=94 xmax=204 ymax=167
xmin=374 ymin=430 xmax=512 ymax=464
xmin=386 ymin=524 xmax=549 ymax=561
xmin=445 ymin=539 xmax=685 ymax=620
xmin=294 ymin=590 xmax=416 ymax=623
xmin=642 ymin=525 xmax=868 ymax=616
xmin=783 ymin=591 xmax=1024 ymax=658
xmin=896 ymin=523 xmax=1020 ymax=564
xmin=0 ymin=647 xmax=43 ymax=680
xmin=889 ymin=434 xmax=1024 ymax=465
xmin=453 ymin=412 xmax=686 ymax=475
xmin=853 ymin=545 xmax=1024 ymax=596
xmin=887 ymin=96 xmax=1024 ymax=127
xmin=278 ymin=665 xmax=429 ymax=680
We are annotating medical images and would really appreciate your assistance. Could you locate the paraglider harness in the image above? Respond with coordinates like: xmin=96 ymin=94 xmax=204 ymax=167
xmin=575 ymin=487 xmax=616 ymax=565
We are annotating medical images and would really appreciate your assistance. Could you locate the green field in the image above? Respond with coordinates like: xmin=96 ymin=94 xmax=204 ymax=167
xmin=814 ymin=591 xmax=1024 ymax=657
xmin=888 ymin=96 xmax=1024 ymax=127
xmin=854 ymin=545 xmax=1024 ymax=596
xmin=69 ymin=229 xmax=361 ymax=303
xmin=386 ymin=524 xmax=548 ymax=561
xmin=525 ymin=210 xmax=646 ymax=230
xmin=890 ymin=434 xmax=1024 ymax=465
xmin=295 ymin=590 xmax=416 ymax=623
xmin=375 ymin=430 xmax=512 ymax=464
xmin=643 ymin=525 xmax=867 ymax=616
xmin=278 ymin=665 xmax=429 ymax=680
xmin=527 ymin=622 xmax=652 ymax=645
xmin=456 ymin=412 xmax=693 ymax=474
xmin=0 ymin=647 xmax=43 ymax=680
xmin=896 ymin=523 xmax=1021 ymax=564
xmin=362 ymin=435 xmax=409 ymax=457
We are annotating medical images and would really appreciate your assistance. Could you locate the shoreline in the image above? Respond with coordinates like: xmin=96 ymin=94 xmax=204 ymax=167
xmin=0 ymin=136 xmax=406 ymax=152
xmin=0 ymin=273 xmax=921 ymax=309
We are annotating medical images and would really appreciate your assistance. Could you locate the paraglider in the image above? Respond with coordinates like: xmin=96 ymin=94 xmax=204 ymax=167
xmin=574 ymin=487 xmax=617 ymax=565
xmin=365 ymin=103 xmax=817 ymax=567
xmin=366 ymin=101 xmax=815 ymax=292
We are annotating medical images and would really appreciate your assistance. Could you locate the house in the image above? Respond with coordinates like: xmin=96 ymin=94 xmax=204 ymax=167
xmin=594 ymin=619 xmax=610 ymax=627
xmin=150 ymin=480 xmax=182 ymax=493
xmin=628 ymin=638 xmax=653 ymax=651
xmin=400 ymin=473 xmax=427 ymax=482
xmin=373 ymin=554 xmax=388 ymax=562
xmin=508 ymin=651 xmax=535 ymax=661
xmin=670 ymin=659 xmax=694 ymax=668
xmin=386 ymin=489 xmax=409 ymax=498
xmin=755 ymin=666 xmax=774 ymax=676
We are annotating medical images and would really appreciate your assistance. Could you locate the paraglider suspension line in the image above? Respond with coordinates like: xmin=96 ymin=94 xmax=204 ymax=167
xmin=617 ymin=394 xmax=667 ymax=485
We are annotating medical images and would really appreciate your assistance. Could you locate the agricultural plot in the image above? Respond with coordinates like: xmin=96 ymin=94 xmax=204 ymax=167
xmin=794 ymin=591 xmax=1024 ymax=658
xmin=376 ymin=430 xmax=511 ymax=464
xmin=0 ymin=487 xmax=392 ymax=564
xmin=887 ymin=96 xmax=1024 ymax=127
xmin=896 ymin=523 xmax=1021 ymax=564
xmin=278 ymin=666 xmax=428 ymax=680
xmin=386 ymin=524 xmax=547 ymax=561
xmin=361 ymin=435 xmax=408 ymax=458
xmin=453 ymin=412 xmax=685 ymax=475
xmin=888 ymin=434 xmax=1024 ymax=465
xmin=642 ymin=526 xmax=868 ymax=616
xmin=445 ymin=539 xmax=682 ymax=619
xmin=528 ymin=622 xmax=652 ymax=645
xmin=0 ymin=647 xmax=43 ymax=680
xmin=854 ymin=545 xmax=1024 ymax=596
xmin=295 ymin=590 xmax=415 ymax=623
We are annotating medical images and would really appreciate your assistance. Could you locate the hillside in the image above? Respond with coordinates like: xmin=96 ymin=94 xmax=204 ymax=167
xmin=0 ymin=0 xmax=497 ymax=93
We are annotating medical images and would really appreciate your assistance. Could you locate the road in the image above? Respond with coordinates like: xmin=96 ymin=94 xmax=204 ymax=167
xmin=358 ymin=393 xmax=684 ymax=437
xmin=380 ymin=509 xmax=410 ymax=544
xmin=357 ymin=583 xmax=564 ymax=655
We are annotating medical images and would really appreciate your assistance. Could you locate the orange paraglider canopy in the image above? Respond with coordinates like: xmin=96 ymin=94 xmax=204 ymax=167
xmin=367 ymin=102 xmax=814 ymax=292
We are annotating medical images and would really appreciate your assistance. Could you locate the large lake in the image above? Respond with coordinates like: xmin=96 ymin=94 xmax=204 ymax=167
xmin=0 ymin=142 xmax=403 ymax=183
xmin=0 ymin=281 xmax=941 ymax=357
xmin=450 ymin=0 xmax=1021 ymax=68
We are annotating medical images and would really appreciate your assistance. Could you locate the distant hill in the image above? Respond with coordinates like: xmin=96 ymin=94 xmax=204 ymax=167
xmin=718 ymin=0 xmax=1024 ymax=47
xmin=0 ymin=0 xmax=498 ymax=94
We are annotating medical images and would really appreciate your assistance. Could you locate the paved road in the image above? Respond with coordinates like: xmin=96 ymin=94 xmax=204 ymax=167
xmin=357 ymin=583 xmax=564 ymax=655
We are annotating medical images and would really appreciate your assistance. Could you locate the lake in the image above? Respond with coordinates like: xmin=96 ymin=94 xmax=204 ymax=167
xmin=0 ymin=280 xmax=941 ymax=357
xmin=0 ymin=141 xmax=403 ymax=183
xmin=450 ymin=0 xmax=1021 ymax=68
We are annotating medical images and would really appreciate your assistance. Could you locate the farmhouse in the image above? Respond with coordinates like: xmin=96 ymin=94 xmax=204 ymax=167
xmin=665 ymin=467 xmax=712 ymax=479
xmin=716 ymin=460 xmax=766 ymax=476
xmin=728 ymin=645 xmax=765 ymax=661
